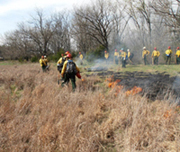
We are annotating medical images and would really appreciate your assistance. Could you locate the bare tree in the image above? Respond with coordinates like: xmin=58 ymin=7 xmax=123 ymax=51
xmin=18 ymin=8 xmax=55 ymax=55
xmin=50 ymin=11 xmax=71 ymax=53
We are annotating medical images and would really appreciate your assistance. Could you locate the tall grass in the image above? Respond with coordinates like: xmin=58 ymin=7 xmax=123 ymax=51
xmin=0 ymin=63 xmax=180 ymax=152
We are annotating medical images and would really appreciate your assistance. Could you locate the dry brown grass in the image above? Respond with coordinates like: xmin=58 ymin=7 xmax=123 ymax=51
xmin=0 ymin=63 xmax=180 ymax=152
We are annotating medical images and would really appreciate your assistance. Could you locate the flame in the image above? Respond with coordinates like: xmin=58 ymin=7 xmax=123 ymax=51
xmin=106 ymin=76 xmax=142 ymax=97
xmin=125 ymin=86 xmax=142 ymax=96
xmin=164 ymin=109 xmax=172 ymax=119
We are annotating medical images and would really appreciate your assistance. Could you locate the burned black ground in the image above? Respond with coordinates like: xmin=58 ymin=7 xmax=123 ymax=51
xmin=89 ymin=70 xmax=180 ymax=101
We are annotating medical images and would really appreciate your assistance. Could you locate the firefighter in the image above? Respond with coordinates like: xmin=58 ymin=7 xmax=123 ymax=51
xmin=165 ymin=46 xmax=172 ymax=65
xmin=175 ymin=47 xmax=180 ymax=64
xmin=39 ymin=55 xmax=46 ymax=72
xmin=57 ymin=54 xmax=66 ymax=73
xmin=127 ymin=49 xmax=133 ymax=64
xmin=61 ymin=53 xmax=80 ymax=91
xmin=151 ymin=47 xmax=160 ymax=65
xmin=104 ymin=50 xmax=109 ymax=63
xmin=142 ymin=47 xmax=150 ymax=65
xmin=79 ymin=52 xmax=83 ymax=65
xmin=120 ymin=49 xmax=127 ymax=68
xmin=114 ymin=49 xmax=119 ymax=65
xmin=44 ymin=55 xmax=49 ymax=70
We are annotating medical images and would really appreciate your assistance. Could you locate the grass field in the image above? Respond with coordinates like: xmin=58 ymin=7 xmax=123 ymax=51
xmin=0 ymin=61 xmax=180 ymax=152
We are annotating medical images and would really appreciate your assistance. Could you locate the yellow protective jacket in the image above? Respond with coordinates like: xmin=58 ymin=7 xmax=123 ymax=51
xmin=114 ymin=52 xmax=119 ymax=57
xmin=152 ymin=50 xmax=160 ymax=57
xmin=105 ymin=53 xmax=109 ymax=59
xmin=128 ymin=52 xmax=131 ymax=58
xmin=39 ymin=59 xmax=46 ymax=67
xmin=79 ymin=54 xmax=83 ymax=60
xmin=61 ymin=59 xmax=80 ymax=76
xmin=57 ymin=57 xmax=66 ymax=65
xmin=120 ymin=52 xmax=127 ymax=58
xmin=44 ymin=59 xmax=48 ymax=66
xmin=165 ymin=49 xmax=172 ymax=55
xmin=142 ymin=50 xmax=150 ymax=58
xmin=176 ymin=50 xmax=180 ymax=57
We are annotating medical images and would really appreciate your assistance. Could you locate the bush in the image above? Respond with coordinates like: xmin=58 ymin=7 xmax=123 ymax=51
xmin=86 ymin=45 xmax=106 ymax=62
xmin=31 ymin=56 xmax=38 ymax=62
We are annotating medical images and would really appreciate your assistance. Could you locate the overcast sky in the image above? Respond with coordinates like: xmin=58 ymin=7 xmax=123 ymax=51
xmin=0 ymin=0 xmax=89 ymax=37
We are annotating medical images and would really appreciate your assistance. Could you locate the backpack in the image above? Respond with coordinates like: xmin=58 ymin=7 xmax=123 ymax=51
xmin=125 ymin=55 xmax=128 ymax=60
xmin=130 ymin=53 xmax=134 ymax=58
xmin=66 ymin=60 xmax=77 ymax=74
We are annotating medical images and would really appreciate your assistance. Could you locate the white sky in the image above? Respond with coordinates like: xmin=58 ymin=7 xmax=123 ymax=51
xmin=0 ymin=0 xmax=89 ymax=37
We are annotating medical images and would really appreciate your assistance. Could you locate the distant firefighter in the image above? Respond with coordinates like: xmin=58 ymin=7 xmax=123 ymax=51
xmin=165 ymin=46 xmax=172 ymax=65
xmin=79 ymin=52 xmax=83 ymax=65
xmin=39 ymin=55 xmax=47 ymax=72
xmin=114 ymin=49 xmax=119 ymax=65
xmin=127 ymin=49 xmax=134 ymax=64
xmin=175 ymin=47 xmax=180 ymax=64
xmin=104 ymin=50 xmax=109 ymax=63
xmin=142 ymin=47 xmax=150 ymax=65
xmin=151 ymin=47 xmax=160 ymax=65
xmin=120 ymin=48 xmax=127 ymax=68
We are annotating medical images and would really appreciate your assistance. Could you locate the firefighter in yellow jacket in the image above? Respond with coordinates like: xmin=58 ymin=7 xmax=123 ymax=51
xmin=165 ymin=46 xmax=172 ymax=65
xmin=39 ymin=56 xmax=47 ymax=72
xmin=104 ymin=50 xmax=109 ymax=63
xmin=114 ymin=49 xmax=119 ymax=65
xmin=151 ymin=47 xmax=160 ymax=65
xmin=61 ymin=53 xmax=80 ymax=91
xmin=142 ymin=47 xmax=150 ymax=65
xmin=120 ymin=49 xmax=127 ymax=68
xmin=175 ymin=47 xmax=180 ymax=64
xmin=79 ymin=52 xmax=83 ymax=65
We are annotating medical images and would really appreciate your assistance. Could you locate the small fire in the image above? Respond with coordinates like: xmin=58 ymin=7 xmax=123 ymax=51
xmin=125 ymin=86 xmax=143 ymax=96
xmin=164 ymin=109 xmax=172 ymax=119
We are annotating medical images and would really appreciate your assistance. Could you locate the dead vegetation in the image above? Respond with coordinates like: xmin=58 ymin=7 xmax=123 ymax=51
xmin=0 ymin=63 xmax=180 ymax=152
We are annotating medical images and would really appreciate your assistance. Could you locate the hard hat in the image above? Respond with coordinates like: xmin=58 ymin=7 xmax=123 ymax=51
xmin=121 ymin=48 xmax=124 ymax=51
xmin=154 ymin=47 xmax=157 ymax=50
xmin=143 ymin=47 xmax=146 ymax=50
xmin=41 ymin=56 xmax=44 ymax=59
xmin=127 ymin=49 xmax=129 ymax=51
xmin=66 ymin=53 xmax=72 ymax=58
xmin=168 ymin=46 xmax=171 ymax=49
xmin=177 ymin=47 xmax=179 ymax=50
xmin=115 ymin=49 xmax=117 ymax=52
xmin=44 ymin=55 xmax=46 ymax=58
xmin=65 ymin=51 xmax=70 ymax=55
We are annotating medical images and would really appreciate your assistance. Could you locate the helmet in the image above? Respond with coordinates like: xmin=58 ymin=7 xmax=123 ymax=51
xmin=154 ymin=47 xmax=157 ymax=50
xmin=143 ymin=47 xmax=146 ymax=50
xmin=44 ymin=55 xmax=46 ymax=58
xmin=168 ymin=46 xmax=171 ymax=49
xmin=121 ymin=48 xmax=124 ymax=51
xmin=177 ymin=47 xmax=179 ymax=50
xmin=66 ymin=53 xmax=72 ymax=58
xmin=115 ymin=49 xmax=117 ymax=52
xmin=105 ymin=50 xmax=107 ymax=53
xmin=65 ymin=51 xmax=70 ymax=55
xmin=41 ymin=56 xmax=44 ymax=59
xmin=127 ymin=49 xmax=129 ymax=51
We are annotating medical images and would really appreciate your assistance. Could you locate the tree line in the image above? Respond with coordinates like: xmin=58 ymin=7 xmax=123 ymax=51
xmin=0 ymin=0 xmax=180 ymax=62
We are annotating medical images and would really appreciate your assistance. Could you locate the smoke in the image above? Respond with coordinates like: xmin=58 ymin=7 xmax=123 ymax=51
xmin=172 ymin=74 xmax=180 ymax=103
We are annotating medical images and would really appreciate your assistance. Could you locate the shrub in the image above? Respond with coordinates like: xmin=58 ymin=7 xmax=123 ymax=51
xmin=31 ymin=56 xmax=38 ymax=62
